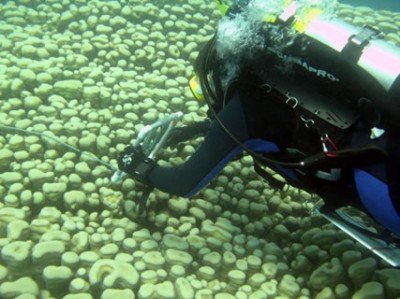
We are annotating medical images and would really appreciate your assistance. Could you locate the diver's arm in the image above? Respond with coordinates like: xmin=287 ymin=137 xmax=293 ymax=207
xmin=148 ymin=94 xmax=248 ymax=197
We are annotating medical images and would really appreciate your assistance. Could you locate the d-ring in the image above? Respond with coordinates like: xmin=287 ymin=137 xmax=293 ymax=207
xmin=260 ymin=83 xmax=272 ymax=93
xmin=286 ymin=96 xmax=298 ymax=109
xmin=300 ymin=115 xmax=315 ymax=128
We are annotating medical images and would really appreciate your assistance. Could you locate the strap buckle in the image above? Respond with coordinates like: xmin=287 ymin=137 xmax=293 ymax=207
xmin=349 ymin=25 xmax=383 ymax=48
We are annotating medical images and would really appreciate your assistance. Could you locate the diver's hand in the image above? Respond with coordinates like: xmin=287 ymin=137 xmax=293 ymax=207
xmin=165 ymin=120 xmax=211 ymax=146
xmin=117 ymin=145 xmax=156 ymax=184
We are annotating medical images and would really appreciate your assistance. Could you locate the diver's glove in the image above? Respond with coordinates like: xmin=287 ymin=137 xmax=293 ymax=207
xmin=165 ymin=120 xmax=211 ymax=147
xmin=117 ymin=145 xmax=156 ymax=185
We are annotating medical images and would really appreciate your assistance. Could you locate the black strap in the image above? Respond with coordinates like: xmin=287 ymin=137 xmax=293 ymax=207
xmin=257 ymin=143 xmax=386 ymax=172
xmin=252 ymin=144 xmax=387 ymax=195
xmin=341 ymin=25 xmax=382 ymax=62
xmin=118 ymin=146 xmax=157 ymax=185
xmin=301 ymin=144 xmax=387 ymax=169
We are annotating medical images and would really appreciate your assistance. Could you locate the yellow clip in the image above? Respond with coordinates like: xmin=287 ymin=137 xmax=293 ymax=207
xmin=189 ymin=75 xmax=204 ymax=101
xmin=263 ymin=14 xmax=277 ymax=24
xmin=263 ymin=0 xmax=293 ymax=24
xmin=283 ymin=0 xmax=292 ymax=7
xmin=214 ymin=0 xmax=228 ymax=16
xmin=263 ymin=0 xmax=323 ymax=33
xmin=292 ymin=7 xmax=322 ymax=32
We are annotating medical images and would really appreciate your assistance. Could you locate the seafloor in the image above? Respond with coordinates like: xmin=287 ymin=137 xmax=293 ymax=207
xmin=0 ymin=0 xmax=400 ymax=298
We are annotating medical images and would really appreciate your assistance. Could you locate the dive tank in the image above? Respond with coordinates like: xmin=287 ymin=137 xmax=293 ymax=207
xmin=304 ymin=16 xmax=400 ymax=126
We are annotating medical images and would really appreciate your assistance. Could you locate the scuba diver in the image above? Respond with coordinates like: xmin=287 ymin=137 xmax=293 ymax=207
xmin=116 ymin=0 xmax=400 ymax=266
